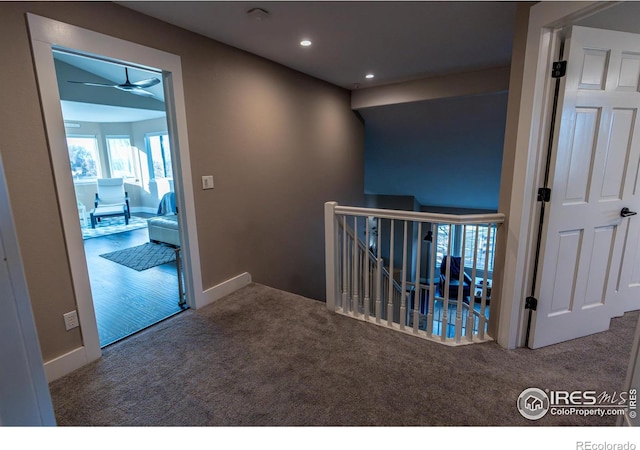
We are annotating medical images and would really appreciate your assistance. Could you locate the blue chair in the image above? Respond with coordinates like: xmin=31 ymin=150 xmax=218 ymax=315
xmin=439 ymin=256 xmax=472 ymax=301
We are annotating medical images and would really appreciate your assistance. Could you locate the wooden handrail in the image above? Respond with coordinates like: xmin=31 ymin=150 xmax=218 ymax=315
xmin=335 ymin=205 xmax=504 ymax=225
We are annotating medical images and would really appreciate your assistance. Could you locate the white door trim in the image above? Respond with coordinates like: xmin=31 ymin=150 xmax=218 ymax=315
xmin=497 ymin=1 xmax=620 ymax=348
xmin=27 ymin=13 xmax=204 ymax=378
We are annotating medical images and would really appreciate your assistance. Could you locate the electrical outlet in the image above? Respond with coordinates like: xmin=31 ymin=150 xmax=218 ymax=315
xmin=202 ymin=175 xmax=214 ymax=190
xmin=63 ymin=310 xmax=79 ymax=331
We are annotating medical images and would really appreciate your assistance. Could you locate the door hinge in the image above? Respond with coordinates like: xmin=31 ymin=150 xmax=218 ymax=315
xmin=537 ymin=187 xmax=551 ymax=202
xmin=551 ymin=60 xmax=567 ymax=78
xmin=525 ymin=296 xmax=538 ymax=311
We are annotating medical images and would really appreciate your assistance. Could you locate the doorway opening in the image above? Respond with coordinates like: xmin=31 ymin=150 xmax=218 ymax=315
xmin=53 ymin=49 xmax=187 ymax=347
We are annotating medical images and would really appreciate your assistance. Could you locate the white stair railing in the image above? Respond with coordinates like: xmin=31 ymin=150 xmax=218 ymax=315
xmin=338 ymin=219 xmax=405 ymax=324
xmin=325 ymin=202 xmax=505 ymax=346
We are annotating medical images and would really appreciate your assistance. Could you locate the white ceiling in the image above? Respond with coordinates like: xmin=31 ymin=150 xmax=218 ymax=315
xmin=117 ymin=1 xmax=519 ymax=89
xmin=54 ymin=1 xmax=640 ymax=123
xmin=54 ymin=50 xmax=165 ymax=101
xmin=575 ymin=1 xmax=640 ymax=34
xmin=53 ymin=50 xmax=167 ymax=123
xmin=60 ymin=100 xmax=167 ymax=123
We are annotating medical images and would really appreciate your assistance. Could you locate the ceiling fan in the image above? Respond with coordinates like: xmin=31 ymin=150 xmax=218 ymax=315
xmin=68 ymin=67 xmax=160 ymax=97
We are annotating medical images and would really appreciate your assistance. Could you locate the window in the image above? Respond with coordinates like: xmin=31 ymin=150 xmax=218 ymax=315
xmin=106 ymin=136 xmax=138 ymax=180
xmin=434 ymin=224 xmax=451 ymax=269
xmin=432 ymin=223 xmax=495 ymax=273
xmin=66 ymin=135 xmax=101 ymax=180
xmin=146 ymin=133 xmax=172 ymax=178
xmin=463 ymin=225 xmax=496 ymax=272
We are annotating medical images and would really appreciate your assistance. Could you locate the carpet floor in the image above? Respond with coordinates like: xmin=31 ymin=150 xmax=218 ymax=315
xmin=48 ymin=283 xmax=639 ymax=427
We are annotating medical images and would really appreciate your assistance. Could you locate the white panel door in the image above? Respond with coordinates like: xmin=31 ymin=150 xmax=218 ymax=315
xmin=530 ymin=26 xmax=640 ymax=349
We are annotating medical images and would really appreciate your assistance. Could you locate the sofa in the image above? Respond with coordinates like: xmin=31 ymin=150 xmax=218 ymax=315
xmin=147 ymin=214 xmax=180 ymax=247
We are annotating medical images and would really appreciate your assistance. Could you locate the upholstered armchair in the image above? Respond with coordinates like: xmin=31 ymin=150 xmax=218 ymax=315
xmin=439 ymin=256 xmax=473 ymax=301
xmin=94 ymin=178 xmax=130 ymax=219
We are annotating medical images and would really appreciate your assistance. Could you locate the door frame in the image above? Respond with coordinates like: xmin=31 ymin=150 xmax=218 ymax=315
xmin=497 ymin=1 xmax=623 ymax=349
xmin=27 ymin=13 xmax=204 ymax=377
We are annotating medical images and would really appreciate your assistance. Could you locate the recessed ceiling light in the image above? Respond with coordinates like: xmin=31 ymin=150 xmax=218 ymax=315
xmin=365 ymin=73 xmax=375 ymax=79
xmin=300 ymin=40 xmax=312 ymax=47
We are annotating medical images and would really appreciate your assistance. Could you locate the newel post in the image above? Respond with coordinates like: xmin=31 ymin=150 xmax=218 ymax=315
xmin=324 ymin=201 xmax=339 ymax=311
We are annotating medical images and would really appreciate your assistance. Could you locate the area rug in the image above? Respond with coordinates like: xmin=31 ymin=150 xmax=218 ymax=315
xmin=100 ymin=242 xmax=177 ymax=271
xmin=82 ymin=215 xmax=148 ymax=240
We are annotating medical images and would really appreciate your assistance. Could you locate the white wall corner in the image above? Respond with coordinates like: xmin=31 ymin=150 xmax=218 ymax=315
xmin=197 ymin=272 xmax=252 ymax=309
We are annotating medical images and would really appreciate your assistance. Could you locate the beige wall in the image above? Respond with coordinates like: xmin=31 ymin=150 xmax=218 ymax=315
xmin=0 ymin=2 xmax=364 ymax=362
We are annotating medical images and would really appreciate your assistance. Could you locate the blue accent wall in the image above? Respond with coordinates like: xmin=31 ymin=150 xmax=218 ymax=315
xmin=362 ymin=92 xmax=508 ymax=211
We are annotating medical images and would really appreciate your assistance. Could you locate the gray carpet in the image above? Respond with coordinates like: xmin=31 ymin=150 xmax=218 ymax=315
xmin=100 ymin=242 xmax=176 ymax=271
xmin=48 ymin=282 xmax=638 ymax=426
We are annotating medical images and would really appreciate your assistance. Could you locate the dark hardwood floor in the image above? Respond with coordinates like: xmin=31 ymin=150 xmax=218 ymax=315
xmin=83 ymin=223 xmax=185 ymax=347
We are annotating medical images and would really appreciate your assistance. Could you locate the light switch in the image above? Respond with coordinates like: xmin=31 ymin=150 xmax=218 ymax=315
xmin=202 ymin=175 xmax=214 ymax=190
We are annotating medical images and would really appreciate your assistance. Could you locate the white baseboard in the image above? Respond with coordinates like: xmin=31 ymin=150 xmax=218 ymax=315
xmin=197 ymin=272 xmax=252 ymax=309
xmin=44 ymin=346 xmax=96 ymax=383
